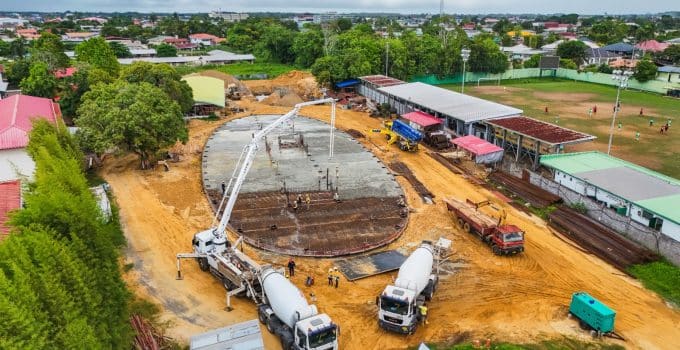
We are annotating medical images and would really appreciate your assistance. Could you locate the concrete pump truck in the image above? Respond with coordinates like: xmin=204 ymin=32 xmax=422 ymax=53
xmin=176 ymin=99 xmax=340 ymax=350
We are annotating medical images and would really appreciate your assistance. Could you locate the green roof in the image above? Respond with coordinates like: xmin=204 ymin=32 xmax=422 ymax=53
xmin=182 ymin=76 xmax=225 ymax=108
xmin=541 ymin=151 xmax=680 ymax=225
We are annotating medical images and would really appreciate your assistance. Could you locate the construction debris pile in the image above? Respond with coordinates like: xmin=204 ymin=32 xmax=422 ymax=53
xmin=389 ymin=161 xmax=434 ymax=201
xmin=548 ymin=206 xmax=658 ymax=271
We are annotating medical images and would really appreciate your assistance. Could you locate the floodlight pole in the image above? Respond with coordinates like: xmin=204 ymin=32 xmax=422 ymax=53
xmin=461 ymin=48 xmax=471 ymax=94
xmin=607 ymin=70 xmax=632 ymax=155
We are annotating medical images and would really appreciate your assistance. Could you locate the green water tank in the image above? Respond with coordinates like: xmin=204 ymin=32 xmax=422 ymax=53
xmin=569 ymin=291 xmax=616 ymax=333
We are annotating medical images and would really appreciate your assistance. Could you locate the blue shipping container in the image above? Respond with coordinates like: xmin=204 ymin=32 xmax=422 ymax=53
xmin=569 ymin=292 xmax=616 ymax=333
xmin=391 ymin=120 xmax=423 ymax=142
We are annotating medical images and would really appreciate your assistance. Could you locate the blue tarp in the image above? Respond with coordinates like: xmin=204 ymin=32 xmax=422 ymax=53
xmin=335 ymin=79 xmax=360 ymax=88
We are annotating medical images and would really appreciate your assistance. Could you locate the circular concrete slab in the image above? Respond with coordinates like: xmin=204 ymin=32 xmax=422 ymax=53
xmin=202 ymin=115 xmax=407 ymax=256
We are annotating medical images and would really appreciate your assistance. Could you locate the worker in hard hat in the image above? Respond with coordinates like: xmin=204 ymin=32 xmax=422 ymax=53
xmin=328 ymin=268 xmax=334 ymax=286
xmin=419 ymin=304 xmax=428 ymax=325
xmin=333 ymin=267 xmax=340 ymax=288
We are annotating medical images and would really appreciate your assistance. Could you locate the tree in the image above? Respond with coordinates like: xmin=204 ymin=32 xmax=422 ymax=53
xmin=119 ymin=62 xmax=194 ymax=113
xmin=633 ymin=59 xmax=658 ymax=82
xmin=155 ymin=43 xmax=177 ymax=57
xmin=634 ymin=23 xmax=656 ymax=42
xmin=31 ymin=32 xmax=70 ymax=70
xmin=335 ymin=18 xmax=352 ymax=32
xmin=492 ymin=18 xmax=512 ymax=35
xmin=292 ymin=29 xmax=324 ymax=67
xmin=0 ymin=40 xmax=10 ymax=57
xmin=523 ymin=54 xmax=542 ymax=68
xmin=658 ymin=44 xmax=680 ymax=65
xmin=9 ymin=37 xmax=27 ymax=58
xmin=76 ymin=82 xmax=188 ymax=169
xmin=108 ymin=41 xmax=132 ymax=58
xmin=255 ymin=25 xmax=297 ymax=64
xmin=559 ymin=58 xmax=578 ymax=70
xmin=5 ymin=59 xmax=31 ymax=86
xmin=468 ymin=38 xmax=508 ymax=74
xmin=20 ymin=62 xmax=57 ymax=98
xmin=75 ymin=37 xmax=120 ymax=76
xmin=589 ymin=20 xmax=628 ymax=44
xmin=556 ymin=40 xmax=588 ymax=66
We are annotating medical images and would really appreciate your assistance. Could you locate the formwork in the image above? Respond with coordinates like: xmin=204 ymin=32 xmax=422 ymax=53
xmin=202 ymin=115 xmax=408 ymax=257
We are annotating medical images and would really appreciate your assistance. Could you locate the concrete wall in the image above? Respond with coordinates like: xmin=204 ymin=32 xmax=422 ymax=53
xmin=0 ymin=148 xmax=34 ymax=182
xmin=529 ymin=171 xmax=680 ymax=266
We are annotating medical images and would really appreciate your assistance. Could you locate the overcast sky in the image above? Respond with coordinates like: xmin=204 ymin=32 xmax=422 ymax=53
xmin=1 ymin=0 xmax=677 ymax=14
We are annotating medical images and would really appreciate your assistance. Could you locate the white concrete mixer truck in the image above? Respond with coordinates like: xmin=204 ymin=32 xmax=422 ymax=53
xmin=257 ymin=266 xmax=339 ymax=350
xmin=377 ymin=238 xmax=451 ymax=334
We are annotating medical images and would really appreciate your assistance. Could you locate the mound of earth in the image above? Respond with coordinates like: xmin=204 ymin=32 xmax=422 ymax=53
xmin=242 ymin=70 xmax=320 ymax=99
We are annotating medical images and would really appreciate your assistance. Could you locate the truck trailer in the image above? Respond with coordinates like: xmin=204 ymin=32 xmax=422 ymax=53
xmin=377 ymin=239 xmax=450 ymax=334
xmin=381 ymin=119 xmax=423 ymax=151
xmin=444 ymin=197 xmax=525 ymax=255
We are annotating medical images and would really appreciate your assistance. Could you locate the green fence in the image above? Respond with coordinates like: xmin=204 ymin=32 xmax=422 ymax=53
xmin=412 ymin=68 xmax=680 ymax=94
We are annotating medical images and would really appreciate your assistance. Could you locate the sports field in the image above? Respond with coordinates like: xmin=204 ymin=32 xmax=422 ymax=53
xmin=442 ymin=79 xmax=680 ymax=178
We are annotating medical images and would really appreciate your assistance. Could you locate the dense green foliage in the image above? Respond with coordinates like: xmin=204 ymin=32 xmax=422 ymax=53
xmin=30 ymin=32 xmax=71 ymax=71
xmin=76 ymin=81 xmax=188 ymax=169
xmin=422 ymin=338 xmax=625 ymax=350
xmin=1 ymin=121 xmax=131 ymax=348
xmin=75 ymin=37 xmax=120 ymax=76
xmin=556 ymin=40 xmax=588 ymax=65
xmin=633 ymin=59 xmax=659 ymax=82
xmin=5 ymin=59 xmax=31 ymax=86
xmin=19 ymin=62 xmax=57 ymax=98
xmin=155 ymin=43 xmax=177 ymax=57
xmin=109 ymin=41 xmax=132 ymax=58
xmin=588 ymin=20 xmax=629 ymax=44
xmin=629 ymin=260 xmax=680 ymax=305
xmin=119 ymin=62 xmax=194 ymax=113
xmin=658 ymin=44 xmax=680 ymax=65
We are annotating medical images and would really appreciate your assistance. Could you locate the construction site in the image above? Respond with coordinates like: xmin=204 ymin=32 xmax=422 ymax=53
xmin=102 ymin=71 xmax=680 ymax=350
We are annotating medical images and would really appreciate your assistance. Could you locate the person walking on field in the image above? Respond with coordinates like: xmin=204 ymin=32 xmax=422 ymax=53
xmin=593 ymin=105 xmax=597 ymax=114
xmin=287 ymin=258 xmax=296 ymax=277
xmin=333 ymin=267 xmax=340 ymax=288
xmin=328 ymin=268 xmax=334 ymax=286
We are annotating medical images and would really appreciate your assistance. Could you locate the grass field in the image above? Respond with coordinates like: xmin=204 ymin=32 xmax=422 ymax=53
xmin=442 ymin=79 xmax=680 ymax=178
xmin=629 ymin=259 xmax=680 ymax=306
xmin=175 ymin=61 xmax=300 ymax=79
xmin=422 ymin=337 xmax=625 ymax=350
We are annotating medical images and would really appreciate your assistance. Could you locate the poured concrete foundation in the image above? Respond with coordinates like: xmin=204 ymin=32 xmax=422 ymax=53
xmin=202 ymin=115 xmax=407 ymax=256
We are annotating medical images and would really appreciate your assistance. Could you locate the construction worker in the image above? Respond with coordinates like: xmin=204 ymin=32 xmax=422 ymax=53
xmin=221 ymin=181 xmax=226 ymax=194
xmin=333 ymin=267 xmax=340 ymax=288
xmin=287 ymin=258 xmax=296 ymax=277
xmin=333 ymin=192 xmax=340 ymax=203
xmin=418 ymin=304 xmax=428 ymax=325
xmin=305 ymin=194 xmax=311 ymax=210
xmin=328 ymin=268 xmax=334 ymax=286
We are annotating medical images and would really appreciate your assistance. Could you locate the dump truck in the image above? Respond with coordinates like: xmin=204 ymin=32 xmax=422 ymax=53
xmin=381 ymin=119 xmax=423 ymax=151
xmin=377 ymin=238 xmax=451 ymax=334
xmin=569 ymin=292 xmax=620 ymax=338
xmin=258 ymin=266 xmax=339 ymax=350
xmin=444 ymin=197 xmax=525 ymax=255
xmin=176 ymin=99 xmax=340 ymax=350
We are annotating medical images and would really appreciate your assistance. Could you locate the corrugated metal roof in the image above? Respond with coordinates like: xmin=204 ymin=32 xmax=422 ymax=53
xmin=0 ymin=179 xmax=21 ymax=236
xmin=190 ymin=319 xmax=264 ymax=350
xmin=486 ymin=116 xmax=596 ymax=145
xmin=379 ymin=82 xmax=522 ymax=123
xmin=402 ymin=111 xmax=442 ymax=127
xmin=0 ymin=95 xmax=60 ymax=150
xmin=540 ymin=151 xmax=680 ymax=225
xmin=451 ymin=135 xmax=503 ymax=156
xmin=658 ymin=66 xmax=680 ymax=74
xmin=182 ymin=76 xmax=225 ymax=107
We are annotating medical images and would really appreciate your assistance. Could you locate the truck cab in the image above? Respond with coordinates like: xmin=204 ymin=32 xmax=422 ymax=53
xmin=491 ymin=224 xmax=525 ymax=255
xmin=377 ymin=285 xmax=421 ymax=334
xmin=293 ymin=314 xmax=339 ymax=350
xmin=191 ymin=228 xmax=229 ymax=270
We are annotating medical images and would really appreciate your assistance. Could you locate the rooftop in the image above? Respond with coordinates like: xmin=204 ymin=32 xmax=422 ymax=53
xmin=451 ymin=135 xmax=503 ymax=156
xmin=540 ymin=151 xmax=680 ymax=225
xmin=487 ymin=116 xmax=595 ymax=145
xmin=0 ymin=95 xmax=60 ymax=150
xmin=359 ymin=75 xmax=405 ymax=87
xmin=379 ymin=82 xmax=522 ymax=123
xmin=401 ymin=111 xmax=442 ymax=127
xmin=0 ymin=179 xmax=21 ymax=236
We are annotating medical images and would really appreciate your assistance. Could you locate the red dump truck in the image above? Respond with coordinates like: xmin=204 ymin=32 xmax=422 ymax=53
xmin=444 ymin=197 xmax=525 ymax=255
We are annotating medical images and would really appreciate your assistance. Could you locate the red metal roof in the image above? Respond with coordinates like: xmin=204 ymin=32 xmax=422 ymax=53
xmin=486 ymin=116 xmax=595 ymax=145
xmin=402 ymin=111 xmax=443 ymax=127
xmin=451 ymin=135 xmax=503 ymax=156
xmin=0 ymin=95 xmax=60 ymax=150
xmin=0 ymin=179 xmax=21 ymax=236
xmin=359 ymin=75 xmax=405 ymax=87
xmin=54 ymin=67 xmax=77 ymax=79
xmin=635 ymin=40 xmax=670 ymax=53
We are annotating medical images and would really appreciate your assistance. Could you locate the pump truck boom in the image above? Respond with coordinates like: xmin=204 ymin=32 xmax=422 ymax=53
xmin=175 ymin=99 xmax=339 ymax=350
xmin=377 ymin=238 xmax=451 ymax=334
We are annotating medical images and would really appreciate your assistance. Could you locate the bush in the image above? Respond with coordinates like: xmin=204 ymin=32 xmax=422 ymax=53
xmin=629 ymin=259 xmax=680 ymax=305
xmin=569 ymin=202 xmax=588 ymax=214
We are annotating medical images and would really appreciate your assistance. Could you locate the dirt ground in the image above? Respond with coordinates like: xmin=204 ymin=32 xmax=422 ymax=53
xmin=102 ymin=98 xmax=680 ymax=350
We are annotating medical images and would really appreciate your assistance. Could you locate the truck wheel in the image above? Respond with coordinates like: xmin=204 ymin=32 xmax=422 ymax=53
xmin=266 ymin=318 xmax=275 ymax=333
xmin=198 ymin=258 xmax=209 ymax=271
xmin=492 ymin=245 xmax=501 ymax=255
xmin=281 ymin=337 xmax=294 ymax=350
xmin=258 ymin=309 xmax=266 ymax=324
xmin=463 ymin=222 xmax=471 ymax=233
xmin=579 ymin=319 xmax=590 ymax=330
xmin=457 ymin=218 xmax=464 ymax=228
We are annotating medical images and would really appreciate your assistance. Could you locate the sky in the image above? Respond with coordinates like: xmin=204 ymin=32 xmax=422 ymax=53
xmin=1 ymin=0 xmax=677 ymax=14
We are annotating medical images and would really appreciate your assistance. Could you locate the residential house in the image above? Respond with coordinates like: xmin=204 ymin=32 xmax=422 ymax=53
xmin=657 ymin=66 xmax=680 ymax=84
xmin=0 ymin=65 xmax=7 ymax=98
xmin=164 ymin=37 xmax=198 ymax=50
xmin=16 ymin=28 xmax=40 ymax=40
xmin=148 ymin=35 xmax=173 ymax=46
xmin=0 ymin=94 xmax=61 ymax=182
xmin=585 ymin=48 xmax=621 ymax=66
xmin=62 ymin=32 xmax=97 ymax=42
xmin=189 ymin=33 xmax=226 ymax=47
xmin=0 ymin=179 xmax=21 ymax=238
xmin=602 ymin=42 xmax=635 ymax=56
xmin=501 ymin=44 xmax=546 ymax=61
xmin=635 ymin=40 xmax=669 ymax=54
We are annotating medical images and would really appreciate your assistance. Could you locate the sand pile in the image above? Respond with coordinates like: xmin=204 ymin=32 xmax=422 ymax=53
xmin=242 ymin=70 xmax=320 ymax=99
xmin=262 ymin=88 xmax=304 ymax=107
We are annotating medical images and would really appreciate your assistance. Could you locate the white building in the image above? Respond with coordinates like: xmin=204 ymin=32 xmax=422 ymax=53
xmin=541 ymin=152 xmax=680 ymax=242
